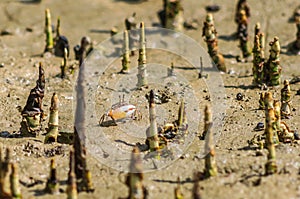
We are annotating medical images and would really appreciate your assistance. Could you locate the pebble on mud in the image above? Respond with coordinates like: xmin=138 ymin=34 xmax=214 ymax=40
xmin=254 ymin=122 xmax=264 ymax=131
xmin=236 ymin=93 xmax=244 ymax=101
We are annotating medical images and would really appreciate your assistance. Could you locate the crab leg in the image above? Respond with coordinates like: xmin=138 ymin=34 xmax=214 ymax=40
xmin=99 ymin=114 xmax=106 ymax=125
xmin=110 ymin=116 xmax=117 ymax=125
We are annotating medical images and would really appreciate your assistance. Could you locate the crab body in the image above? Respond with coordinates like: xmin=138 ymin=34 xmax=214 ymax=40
xmin=99 ymin=102 xmax=140 ymax=126
xmin=108 ymin=104 xmax=136 ymax=120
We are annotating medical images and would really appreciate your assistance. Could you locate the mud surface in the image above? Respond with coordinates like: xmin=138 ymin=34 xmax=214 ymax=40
xmin=0 ymin=0 xmax=300 ymax=198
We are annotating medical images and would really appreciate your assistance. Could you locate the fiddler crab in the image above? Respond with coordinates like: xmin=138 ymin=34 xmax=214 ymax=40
xmin=99 ymin=96 xmax=141 ymax=126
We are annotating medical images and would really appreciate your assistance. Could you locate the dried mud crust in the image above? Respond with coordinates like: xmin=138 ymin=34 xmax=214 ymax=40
xmin=0 ymin=0 xmax=300 ymax=199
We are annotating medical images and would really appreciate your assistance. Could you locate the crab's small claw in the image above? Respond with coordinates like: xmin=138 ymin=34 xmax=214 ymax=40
xmin=134 ymin=110 xmax=142 ymax=121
